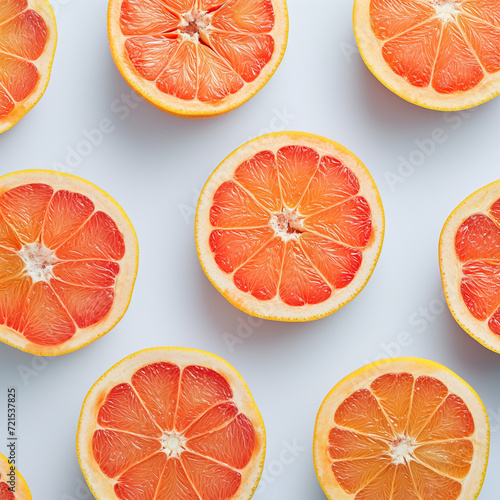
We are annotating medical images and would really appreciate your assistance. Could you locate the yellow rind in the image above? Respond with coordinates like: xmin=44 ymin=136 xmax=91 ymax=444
xmin=76 ymin=347 xmax=266 ymax=500
xmin=107 ymin=0 xmax=289 ymax=118
xmin=195 ymin=131 xmax=385 ymax=322
xmin=353 ymin=0 xmax=500 ymax=111
xmin=439 ymin=179 xmax=500 ymax=354
xmin=313 ymin=357 xmax=490 ymax=500
xmin=0 ymin=0 xmax=58 ymax=134
xmin=0 ymin=170 xmax=139 ymax=356
xmin=0 ymin=451 xmax=32 ymax=500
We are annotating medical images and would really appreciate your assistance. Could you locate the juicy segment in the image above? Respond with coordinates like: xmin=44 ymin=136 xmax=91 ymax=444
xmin=0 ymin=183 xmax=125 ymax=346
xmin=0 ymin=1 xmax=49 ymax=118
xmin=0 ymin=479 xmax=15 ymax=500
xmin=455 ymin=198 xmax=500 ymax=336
xmin=120 ymin=0 xmax=275 ymax=102
xmin=370 ymin=0 xmax=500 ymax=94
xmin=92 ymin=362 xmax=256 ymax=500
xmin=328 ymin=372 xmax=475 ymax=499
xmin=209 ymin=146 xmax=372 ymax=307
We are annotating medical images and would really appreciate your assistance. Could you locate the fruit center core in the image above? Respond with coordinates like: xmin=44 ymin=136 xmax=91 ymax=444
xmin=180 ymin=11 xmax=211 ymax=39
xmin=270 ymin=208 xmax=305 ymax=241
xmin=432 ymin=0 xmax=461 ymax=20
xmin=389 ymin=436 xmax=417 ymax=465
xmin=18 ymin=243 xmax=58 ymax=283
xmin=161 ymin=431 xmax=187 ymax=458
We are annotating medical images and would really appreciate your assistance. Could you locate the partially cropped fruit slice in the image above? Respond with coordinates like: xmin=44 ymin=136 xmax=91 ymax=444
xmin=0 ymin=170 xmax=138 ymax=356
xmin=0 ymin=452 xmax=31 ymax=500
xmin=77 ymin=347 xmax=266 ymax=500
xmin=440 ymin=180 xmax=500 ymax=353
xmin=0 ymin=0 xmax=57 ymax=133
xmin=354 ymin=0 xmax=500 ymax=110
xmin=107 ymin=0 xmax=288 ymax=118
xmin=314 ymin=358 xmax=489 ymax=500
xmin=195 ymin=132 xmax=384 ymax=322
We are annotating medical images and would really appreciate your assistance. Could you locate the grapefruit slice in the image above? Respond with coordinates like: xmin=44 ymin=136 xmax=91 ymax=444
xmin=354 ymin=0 xmax=500 ymax=110
xmin=195 ymin=132 xmax=385 ymax=322
xmin=77 ymin=347 xmax=266 ymax=500
xmin=314 ymin=358 xmax=490 ymax=500
xmin=440 ymin=180 xmax=500 ymax=353
xmin=107 ymin=0 xmax=288 ymax=118
xmin=0 ymin=170 xmax=138 ymax=356
xmin=0 ymin=452 xmax=31 ymax=500
xmin=0 ymin=0 xmax=57 ymax=133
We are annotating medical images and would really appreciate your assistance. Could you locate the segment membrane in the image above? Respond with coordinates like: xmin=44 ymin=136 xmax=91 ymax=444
xmin=0 ymin=10 xmax=48 ymax=60
xmin=370 ymin=0 xmax=435 ymax=40
xmin=209 ymin=227 xmax=274 ymax=274
xmin=120 ymin=0 xmax=180 ymax=36
xmin=382 ymin=19 xmax=442 ymax=88
xmin=432 ymin=22 xmax=484 ymax=94
xmin=233 ymin=237 xmax=284 ymax=300
xmin=278 ymin=240 xmax=332 ymax=306
xmin=329 ymin=372 xmax=476 ymax=497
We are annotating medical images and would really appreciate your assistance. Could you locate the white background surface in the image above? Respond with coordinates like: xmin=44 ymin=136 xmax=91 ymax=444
xmin=0 ymin=0 xmax=499 ymax=498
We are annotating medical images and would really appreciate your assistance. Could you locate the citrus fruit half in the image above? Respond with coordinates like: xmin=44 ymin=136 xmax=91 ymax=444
xmin=107 ymin=0 xmax=288 ymax=118
xmin=0 ymin=0 xmax=57 ymax=134
xmin=354 ymin=0 xmax=500 ymax=110
xmin=195 ymin=132 xmax=385 ymax=322
xmin=0 ymin=170 xmax=139 ymax=356
xmin=77 ymin=347 xmax=266 ymax=500
xmin=314 ymin=358 xmax=490 ymax=500
xmin=440 ymin=180 xmax=500 ymax=353
xmin=0 ymin=452 xmax=31 ymax=500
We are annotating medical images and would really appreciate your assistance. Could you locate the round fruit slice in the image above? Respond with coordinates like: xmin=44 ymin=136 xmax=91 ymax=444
xmin=354 ymin=0 xmax=500 ymax=110
xmin=0 ymin=170 xmax=138 ymax=356
xmin=0 ymin=452 xmax=31 ymax=500
xmin=107 ymin=0 xmax=288 ymax=118
xmin=314 ymin=358 xmax=490 ymax=500
xmin=77 ymin=347 xmax=266 ymax=500
xmin=195 ymin=132 xmax=385 ymax=322
xmin=0 ymin=0 xmax=57 ymax=133
xmin=440 ymin=180 xmax=500 ymax=353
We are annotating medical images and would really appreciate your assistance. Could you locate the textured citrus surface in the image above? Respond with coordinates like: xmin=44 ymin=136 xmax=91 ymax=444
xmin=196 ymin=132 xmax=384 ymax=321
xmin=354 ymin=0 xmax=500 ymax=110
xmin=440 ymin=180 xmax=500 ymax=353
xmin=0 ymin=0 xmax=57 ymax=133
xmin=77 ymin=348 xmax=266 ymax=500
xmin=0 ymin=171 xmax=138 ymax=356
xmin=108 ymin=0 xmax=288 ymax=117
xmin=0 ymin=452 xmax=31 ymax=500
xmin=314 ymin=358 xmax=489 ymax=500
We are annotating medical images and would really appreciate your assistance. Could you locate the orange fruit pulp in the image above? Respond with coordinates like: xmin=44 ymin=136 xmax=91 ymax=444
xmin=440 ymin=180 xmax=500 ymax=353
xmin=0 ymin=0 xmax=57 ymax=133
xmin=314 ymin=359 xmax=489 ymax=500
xmin=354 ymin=0 xmax=500 ymax=110
xmin=77 ymin=348 xmax=265 ymax=500
xmin=0 ymin=171 xmax=138 ymax=356
xmin=107 ymin=0 xmax=288 ymax=117
xmin=455 ymin=198 xmax=500 ymax=334
xmin=0 ymin=452 xmax=31 ymax=500
xmin=196 ymin=132 xmax=384 ymax=321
